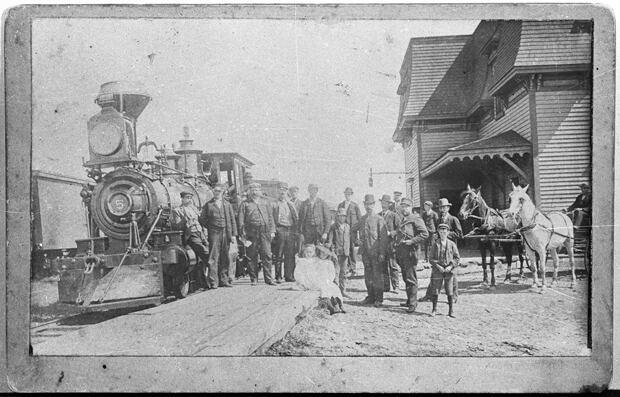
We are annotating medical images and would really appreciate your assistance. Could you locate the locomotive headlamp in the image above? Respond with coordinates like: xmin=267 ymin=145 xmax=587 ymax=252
xmin=89 ymin=120 xmax=123 ymax=155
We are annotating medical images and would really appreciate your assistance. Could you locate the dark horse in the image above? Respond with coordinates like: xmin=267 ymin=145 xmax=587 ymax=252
xmin=458 ymin=185 xmax=527 ymax=288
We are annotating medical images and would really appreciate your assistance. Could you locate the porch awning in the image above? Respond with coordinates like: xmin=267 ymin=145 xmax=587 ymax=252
xmin=420 ymin=130 xmax=532 ymax=178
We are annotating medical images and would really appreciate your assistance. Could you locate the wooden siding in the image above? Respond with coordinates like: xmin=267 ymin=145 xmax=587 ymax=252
xmin=479 ymin=94 xmax=531 ymax=140
xmin=490 ymin=21 xmax=522 ymax=88
xmin=419 ymin=130 xmax=478 ymax=170
xmin=516 ymin=21 xmax=592 ymax=67
xmin=535 ymin=89 xmax=591 ymax=212
xmin=403 ymin=133 xmax=420 ymax=206
xmin=404 ymin=36 xmax=470 ymax=118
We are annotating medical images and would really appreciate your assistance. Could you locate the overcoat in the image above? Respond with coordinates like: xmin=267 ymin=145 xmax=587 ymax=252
xmin=200 ymin=198 xmax=238 ymax=240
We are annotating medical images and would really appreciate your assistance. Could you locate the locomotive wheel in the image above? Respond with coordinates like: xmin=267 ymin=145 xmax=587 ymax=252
xmin=174 ymin=274 xmax=190 ymax=299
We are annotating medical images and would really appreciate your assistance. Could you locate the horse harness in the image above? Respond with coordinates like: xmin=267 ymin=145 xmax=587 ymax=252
xmin=516 ymin=210 xmax=573 ymax=252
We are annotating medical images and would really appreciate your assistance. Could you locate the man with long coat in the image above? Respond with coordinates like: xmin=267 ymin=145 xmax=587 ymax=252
xmin=200 ymin=183 xmax=238 ymax=288
xmin=358 ymin=194 xmax=389 ymax=307
xmin=238 ymin=182 xmax=276 ymax=285
xmin=337 ymin=187 xmax=362 ymax=276
xmin=298 ymin=184 xmax=331 ymax=245
xmin=272 ymin=182 xmax=299 ymax=283
xmin=378 ymin=194 xmax=402 ymax=293
xmin=394 ymin=198 xmax=429 ymax=312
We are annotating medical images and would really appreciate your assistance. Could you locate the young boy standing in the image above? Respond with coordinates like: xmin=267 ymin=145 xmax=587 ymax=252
xmin=326 ymin=208 xmax=351 ymax=298
xmin=429 ymin=223 xmax=460 ymax=318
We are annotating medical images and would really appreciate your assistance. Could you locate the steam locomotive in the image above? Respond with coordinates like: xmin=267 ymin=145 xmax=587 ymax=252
xmin=54 ymin=81 xmax=252 ymax=310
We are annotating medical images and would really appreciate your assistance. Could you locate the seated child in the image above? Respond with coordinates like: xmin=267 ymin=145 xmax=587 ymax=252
xmin=295 ymin=244 xmax=345 ymax=315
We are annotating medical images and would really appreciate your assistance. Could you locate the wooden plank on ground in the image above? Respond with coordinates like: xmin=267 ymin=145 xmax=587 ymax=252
xmin=32 ymin=279 xmax=319 ymax=356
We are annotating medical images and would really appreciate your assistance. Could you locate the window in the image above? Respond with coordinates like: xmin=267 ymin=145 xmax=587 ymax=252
xmin=494 ymin=95 xmax=507 ymax=119
xmin=571 ymin=20 xmax=592 ymax=34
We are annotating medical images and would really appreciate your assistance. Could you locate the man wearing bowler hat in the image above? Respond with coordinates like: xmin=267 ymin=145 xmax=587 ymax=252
xmin=172 ymin=191 xmax=210 ymax=289
xmin=358 ymin=194 xmax=389 ymax=307
xmin=394 ymin=198 xmax=429 ymax=312
xmin=238 ymin=182 xmax=277 ymax=285
xmin=420 ymin=197 xmax=463 ymax=302
xmin=379 ymin=194 xmax=402 ymax=294
xmin=298 ymin=183 xmax=331 ymax=245
xmin=337 ymin=187 xmax=362 ymax=276
xmin=200 ymin=183 xmax=238 ymax=288
xmin=272 ymin=182 xmax=299 ymax=283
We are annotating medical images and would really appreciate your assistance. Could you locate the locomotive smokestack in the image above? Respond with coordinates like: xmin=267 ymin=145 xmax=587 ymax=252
xmin=174 ymin=126 xmax=203 ymax=174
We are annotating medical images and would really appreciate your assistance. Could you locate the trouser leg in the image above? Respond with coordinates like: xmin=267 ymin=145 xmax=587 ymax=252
xmin=259 ymin=232 xmax=274 ymax=284
xmin=218 ymin=233 xmax=231 ymax=285
xmin=336 ymin=255 xmax=348 ymax=294
xmin=453 ymin=272 xmax=459 ymax=301
xmin=397 ymin=249 xmax=418 ymax=306
xmin=187 ymin=235 xmax=210 ymax=288
xmin=273 ymin=230 xmax=285 ymax=281
xmin=246 ymin=234 xmax=260 ymax=282
xmin=348 ymin=232 xmax=357 ymax=274
xmin=206 ymin=229 xmax=223 ymax=288
xmin=372 ymin=259 xmax=385 ymax=303
xmin=363 ymin=258 xmax=374 ymax=302
xmin=389 ymin=256 xmax=400 ymax=290
xmin=283 ymin=231 xmax=296 ymax=281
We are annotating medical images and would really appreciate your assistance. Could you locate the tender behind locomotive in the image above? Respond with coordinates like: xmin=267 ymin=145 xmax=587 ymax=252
xmin=55 ymin=81 xmax=214 ymax=310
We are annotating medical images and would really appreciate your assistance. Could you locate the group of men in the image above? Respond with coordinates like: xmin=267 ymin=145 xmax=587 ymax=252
xmin=171 ymin=181 xmax=464 ymax=316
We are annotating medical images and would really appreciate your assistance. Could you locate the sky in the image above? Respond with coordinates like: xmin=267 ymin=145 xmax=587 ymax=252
xmin=32 ymin=18 xmax=479 ymax=205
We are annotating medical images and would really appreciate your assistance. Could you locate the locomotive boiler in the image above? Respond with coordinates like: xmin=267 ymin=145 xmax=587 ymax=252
xmin=55 ymin=81 xmax=214 ymax=310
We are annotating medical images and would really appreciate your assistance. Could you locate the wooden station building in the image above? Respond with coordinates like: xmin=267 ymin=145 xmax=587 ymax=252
xmin=393 ymin=20 xmax=592 ymax=214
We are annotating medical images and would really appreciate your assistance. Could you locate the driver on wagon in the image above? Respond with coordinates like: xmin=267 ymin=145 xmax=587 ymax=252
xmin=564 ymin=183 xmax=591 ymax=227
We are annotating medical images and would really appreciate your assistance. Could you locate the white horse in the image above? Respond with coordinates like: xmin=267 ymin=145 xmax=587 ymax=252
xmin=507 ymin=184 xmax=576 ymax=290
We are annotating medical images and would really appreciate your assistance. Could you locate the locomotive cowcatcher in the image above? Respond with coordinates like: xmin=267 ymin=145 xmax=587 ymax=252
xmin=54 ymin=81 xmax=245 ymax=311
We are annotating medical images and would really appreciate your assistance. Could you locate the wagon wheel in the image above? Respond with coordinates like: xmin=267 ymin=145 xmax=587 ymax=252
xmin=174 ymin=273 xmax=190 ymax=299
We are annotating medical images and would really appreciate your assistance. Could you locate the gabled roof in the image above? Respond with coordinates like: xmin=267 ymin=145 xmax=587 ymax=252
xmin=420 ymin=130 xmax=531 ymax=178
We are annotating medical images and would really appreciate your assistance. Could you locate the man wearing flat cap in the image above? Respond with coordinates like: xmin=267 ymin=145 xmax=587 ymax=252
xmin=200 ymin=183 xmax=238 ymax=288
xmin=358 ymin=194 xmax=389 ymax=307
xmin=272 ymin=182 xmax=299 ymax=283
xmin=394 ymin=197 xmax=429 ymax=312
xmin=420 ymin=197 xmax=463 ymax=303
xmin=337 ymin=187 xmax=362 ymax=276
xmin=298 ymin=184 xmax=331 ymax=245
xmin=390 ymin=191 xmax=403 ymax=214
xmin=172 ymin=191 xmax=210 ymax=289
xmin=379 ymin=194 xmax=402 ymax=294
xmin=238 ymin=182 xmax=277 ymax=285
xmin=565 ymin=182 xmax=591 ymax=227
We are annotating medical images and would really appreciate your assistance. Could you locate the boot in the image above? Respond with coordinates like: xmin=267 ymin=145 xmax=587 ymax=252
xmin=430 ymin=296 xmax=437 ymax=317
xmin=335 ymin=297 xmax=346 ymax=313
xmin=448 ymin=296 xmax=455 ymax=318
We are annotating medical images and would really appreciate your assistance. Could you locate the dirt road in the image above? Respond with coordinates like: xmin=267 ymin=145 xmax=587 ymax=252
xmin=266 ymin=258 xmax=589 ymax=357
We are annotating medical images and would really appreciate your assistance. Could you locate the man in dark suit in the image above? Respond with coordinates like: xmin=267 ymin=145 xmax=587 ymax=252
xmin=172 ymin=191 xmax=210 ymax=289
xmin=272 ymin=182 xmax=299 ymax=283
xmin=200 ymin=183 xmax=238 ymax=288
xmin=358 ymin=194 xmax=389 ymax=307
xmin=337 ymin=187 xmax=362 ymax=276
xmin=298 ymin=184 xmax=330 ymax=245
xmin=379 ymin=194 xmax=402 ymax=294
xmin=238 ymin=182 xmax=277 ymax=286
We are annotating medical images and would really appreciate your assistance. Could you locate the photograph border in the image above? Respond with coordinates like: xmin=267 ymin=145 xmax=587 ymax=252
xmin=4 ymin=4 xmax=614 ymax=392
